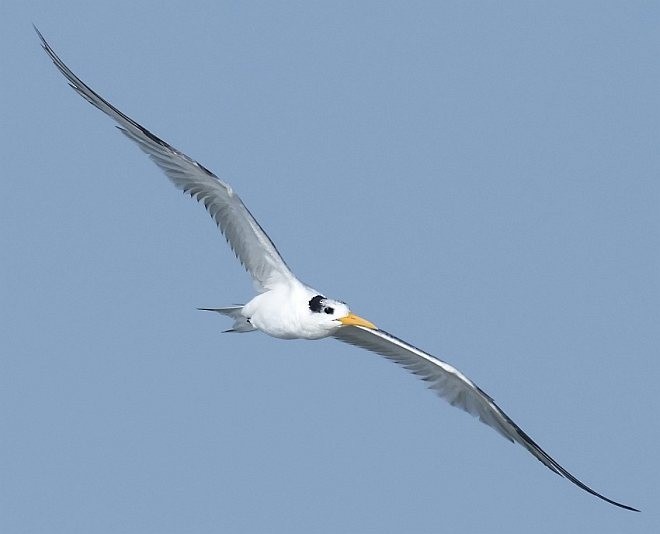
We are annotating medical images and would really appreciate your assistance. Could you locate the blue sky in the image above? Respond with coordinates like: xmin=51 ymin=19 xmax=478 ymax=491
xmin=2 ymin=1 xmax=658 ymax=532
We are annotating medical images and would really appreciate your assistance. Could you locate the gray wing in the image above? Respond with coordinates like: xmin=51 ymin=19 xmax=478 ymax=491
xmin=334 ymin=325 xmax=638 ymax=511
xmin=36 ymin=27 xmax=294 ymax=292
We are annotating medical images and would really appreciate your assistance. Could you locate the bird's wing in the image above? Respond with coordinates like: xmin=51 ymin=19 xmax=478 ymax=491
xmin=36 ymin=27 xmax=294 ymax=292
xmin=333 ymin=325 xmax=637 ymax=511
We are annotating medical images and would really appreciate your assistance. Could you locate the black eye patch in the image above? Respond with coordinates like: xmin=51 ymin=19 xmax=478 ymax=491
xmin=324 ymin=307 xmax=334 ymax=314
xmin=308 ymin=294 xmax=325 ymax=313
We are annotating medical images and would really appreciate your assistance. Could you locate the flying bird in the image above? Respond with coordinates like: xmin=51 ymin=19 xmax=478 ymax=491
xmin=36 ymin=27 xmax=638 ymax=512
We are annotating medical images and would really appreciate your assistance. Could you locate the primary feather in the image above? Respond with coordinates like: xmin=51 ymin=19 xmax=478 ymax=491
xmin=34 ymin=26 xmax=293 ymax=292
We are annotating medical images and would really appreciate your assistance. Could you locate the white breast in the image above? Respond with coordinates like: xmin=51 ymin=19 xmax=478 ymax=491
xmin=242 ymin=282 xmax=331 ymax=340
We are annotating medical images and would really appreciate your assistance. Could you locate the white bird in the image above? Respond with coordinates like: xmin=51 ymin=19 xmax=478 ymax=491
xmin=36 ymin=27 xmax=638 ymax=512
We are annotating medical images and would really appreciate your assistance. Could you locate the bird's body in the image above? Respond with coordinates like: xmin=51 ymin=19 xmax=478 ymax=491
xmin=221 ymin=282 xmax=359 ymax=340
xmin=36 ymin=27 xmax=638 ymax=512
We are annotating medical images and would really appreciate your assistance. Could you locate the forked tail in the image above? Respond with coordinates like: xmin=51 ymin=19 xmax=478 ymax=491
xmin=198 ymin=306 xmax=256 ymax=333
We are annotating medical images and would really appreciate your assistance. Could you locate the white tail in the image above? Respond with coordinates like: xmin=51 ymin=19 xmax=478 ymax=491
xmin=198 ymin=306 xmax=256 ymax=333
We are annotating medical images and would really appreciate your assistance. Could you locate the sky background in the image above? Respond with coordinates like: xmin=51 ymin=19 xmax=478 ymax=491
xmin=2 ymin=1 xmax=659 ymax=533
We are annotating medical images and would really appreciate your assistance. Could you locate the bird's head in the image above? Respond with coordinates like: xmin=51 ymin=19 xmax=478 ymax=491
xmin=307 ymin=294 xmax=376 ymax=332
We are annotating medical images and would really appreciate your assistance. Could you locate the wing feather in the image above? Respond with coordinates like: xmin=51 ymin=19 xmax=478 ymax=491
xmin=36 ymin=27 xmax=293 ymax=291
xmin=334 ymin=325 xmax=638 ymax=511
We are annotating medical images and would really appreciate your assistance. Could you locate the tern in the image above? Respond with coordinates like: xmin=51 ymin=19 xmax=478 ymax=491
xmin=36 ymin=27 xmax=638 ymax=512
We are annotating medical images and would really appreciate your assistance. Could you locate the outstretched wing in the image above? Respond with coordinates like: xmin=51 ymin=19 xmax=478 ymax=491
xmin=36 ymin=27 xmax=295 ymax=292
xmin=334 ymin=325 xmax=638 ymax=511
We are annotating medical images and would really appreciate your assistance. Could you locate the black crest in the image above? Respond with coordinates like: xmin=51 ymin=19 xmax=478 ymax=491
xmin=308 ymin=294 xmax=325 ymax=313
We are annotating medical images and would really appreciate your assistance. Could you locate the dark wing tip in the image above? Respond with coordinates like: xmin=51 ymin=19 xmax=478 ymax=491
xmin=33 ymin=25 xmax=52 ymax=54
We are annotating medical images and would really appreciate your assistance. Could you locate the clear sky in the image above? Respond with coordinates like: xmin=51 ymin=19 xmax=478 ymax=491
xmin=2 ymin=1 xmax=658 ymax=532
